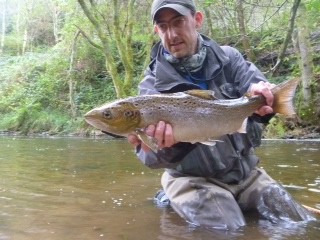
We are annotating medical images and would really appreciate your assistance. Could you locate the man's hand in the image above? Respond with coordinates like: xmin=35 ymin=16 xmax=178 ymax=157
xmin=127 ymin=121 xmax=176 ymax=152
xmin=249 ymin=81 xmax=276 ymax=116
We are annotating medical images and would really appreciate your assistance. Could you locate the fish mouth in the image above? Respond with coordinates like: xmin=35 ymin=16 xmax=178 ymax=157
xmin=84 ymin=109 xmax=99 ymax=120
xmin=84 ymin=116 xmax=108 ymax=133
xmin=84 ymin=109 xmax=102 ymax=128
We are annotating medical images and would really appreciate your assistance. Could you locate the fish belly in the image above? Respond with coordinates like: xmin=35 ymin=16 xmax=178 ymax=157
xmin=171 ymin=110 xmax=247 ymax=143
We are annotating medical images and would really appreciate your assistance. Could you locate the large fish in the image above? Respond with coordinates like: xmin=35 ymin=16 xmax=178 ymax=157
xmin=84 ymin=79 xmax=298 ymax=148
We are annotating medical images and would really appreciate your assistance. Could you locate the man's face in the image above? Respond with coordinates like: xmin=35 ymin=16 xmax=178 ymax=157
xmin=154 ymin=8 xmax=203 ymax=59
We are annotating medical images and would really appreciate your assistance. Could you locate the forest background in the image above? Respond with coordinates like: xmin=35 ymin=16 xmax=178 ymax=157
xmin=0 ymin=0 xmax=319 ymax=138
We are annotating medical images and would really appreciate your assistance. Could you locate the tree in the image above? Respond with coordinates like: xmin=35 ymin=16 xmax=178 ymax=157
xmin=21 ymin=0 xmax=34 ymax=54
xmin=77 ymin=0 xmax=152 ymax=98
xmin=294 ymin=2 xmax=314 ymax=104
xmin=68 ymin=30 xmax=81 ymax=118
xmin=270 ymin=0 xmax=301 ymax=74
xmin=236 ymin=0 xmax=255 ymax=61
xmin=199 ymin=0 xmax=239 ymax=43
xmin=48 ymin=0 xmax=63 ymax=44
xmin=0 ymin=0 xmax=7 ymax=54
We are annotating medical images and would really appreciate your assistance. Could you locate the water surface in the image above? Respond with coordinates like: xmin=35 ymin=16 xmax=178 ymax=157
xmin=0 ymin=137 xmax=319 ymax=239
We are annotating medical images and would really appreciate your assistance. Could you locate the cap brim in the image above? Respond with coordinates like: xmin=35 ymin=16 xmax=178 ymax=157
xmin=153 ymin=4 xmax=190 ymax=22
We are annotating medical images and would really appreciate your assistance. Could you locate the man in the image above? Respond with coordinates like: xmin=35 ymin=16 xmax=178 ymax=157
xmin=128 ymin=0 xmax=313 ymax=230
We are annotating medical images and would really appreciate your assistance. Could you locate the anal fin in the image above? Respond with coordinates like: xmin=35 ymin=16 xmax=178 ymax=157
xmin=135 ymin=129 xmax=159 ymax=153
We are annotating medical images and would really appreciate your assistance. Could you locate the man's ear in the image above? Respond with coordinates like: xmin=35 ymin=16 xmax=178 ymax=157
xmin=194 ymin=11 xmax=204 ymax=29
xmin=154 ymin=25 xmax=159 ymax=33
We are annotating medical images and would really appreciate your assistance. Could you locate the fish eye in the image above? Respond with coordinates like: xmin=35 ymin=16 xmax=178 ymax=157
xmin=124 ymin=110 xmax=134 ymax=118
xmin=103 ymin=110 xmax=113 ymax=119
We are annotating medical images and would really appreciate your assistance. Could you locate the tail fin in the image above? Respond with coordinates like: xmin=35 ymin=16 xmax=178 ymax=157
xmin=272 ymin=79 xmax=299 ymax=116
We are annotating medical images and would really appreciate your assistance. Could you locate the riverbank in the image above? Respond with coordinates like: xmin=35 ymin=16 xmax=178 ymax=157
xmin=1 ymin=123 xmax=319 ymax=140
xmin=263 ymin=117 xmax=320 ymax=140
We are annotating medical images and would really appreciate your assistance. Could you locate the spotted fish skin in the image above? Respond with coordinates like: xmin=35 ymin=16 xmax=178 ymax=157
xmin=84 ymin=79 xmax=299 ymax=143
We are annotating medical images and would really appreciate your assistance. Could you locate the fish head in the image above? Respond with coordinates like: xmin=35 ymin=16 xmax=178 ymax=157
xmin=84 ymin=100 xmax=141 ymax=135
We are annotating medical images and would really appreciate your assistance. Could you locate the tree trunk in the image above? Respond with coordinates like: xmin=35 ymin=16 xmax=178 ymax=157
xmin=296 ymin=2 xmax=313 ymax=104
xmin=16 ymin=0 xmax=21 ymax=54
xmin=22 ymin=0 xmax=34 ymax=55
xmin=111 ymin=0 xmax=135 ymax=94
xmin=0 ymin=0 xmax=7 ymax=54
xmin=49 ymin=0 xmax=61 ymax=44
xmin=22 ymin=28 xmax=28 ymax=55
xmin=236 ymin=0 xmax=255 ymax=61
xmin=68 ymin=30 xmax=81 ymax=119
xmin=270 ymin=0 xmax=300 ymax=75
xmin=77 ymin=0 xmax=134 ymax=98
xmin=203 ymin=6 xmax=213 ymax=38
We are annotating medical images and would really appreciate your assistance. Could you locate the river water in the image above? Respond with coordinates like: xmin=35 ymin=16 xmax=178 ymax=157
xmin=0 ymin=136 xmax=319 ymax=240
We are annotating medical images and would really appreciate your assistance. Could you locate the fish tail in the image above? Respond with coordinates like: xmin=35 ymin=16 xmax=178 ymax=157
xmin=272 ymin=79 xmax=299 ymax=116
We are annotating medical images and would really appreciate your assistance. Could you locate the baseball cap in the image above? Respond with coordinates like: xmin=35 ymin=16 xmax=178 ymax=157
xmin=151 ymin=0 xmax=196 ymax=22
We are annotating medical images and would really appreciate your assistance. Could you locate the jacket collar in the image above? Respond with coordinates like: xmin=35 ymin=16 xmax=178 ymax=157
xmin=152 ymin=34 xmax=230 ymax=92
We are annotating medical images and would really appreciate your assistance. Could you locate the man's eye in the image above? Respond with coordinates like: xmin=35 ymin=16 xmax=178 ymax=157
xmin=157 ymin=24 xmax=167 ymax=31
xmin=173 ymin=18 xmax=185 ymax=27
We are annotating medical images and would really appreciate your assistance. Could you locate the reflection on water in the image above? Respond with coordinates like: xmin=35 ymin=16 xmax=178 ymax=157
xmin=0 ymin=137 xmax=319 ymax=239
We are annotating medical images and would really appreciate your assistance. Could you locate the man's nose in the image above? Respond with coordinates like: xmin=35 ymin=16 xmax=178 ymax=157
xmin=166 ymin=26 xmax=178 ymax=39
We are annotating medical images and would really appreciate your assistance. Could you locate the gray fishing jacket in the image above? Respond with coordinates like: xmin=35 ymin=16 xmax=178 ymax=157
xmin=136 ymin=35 xmax=271 ymax=183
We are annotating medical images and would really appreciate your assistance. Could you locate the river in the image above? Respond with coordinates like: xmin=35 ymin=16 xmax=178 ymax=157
xmin=0 ymin=136 xmax=319 ymax=239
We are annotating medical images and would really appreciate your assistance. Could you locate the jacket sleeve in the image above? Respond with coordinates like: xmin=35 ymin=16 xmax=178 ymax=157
xmin=222 ymin=46 xmax=274 ymax=124
xmin=136 ymin=142 xmax=196 ymax=169
xmin=221 ymin=46 xmax=267 ymax=95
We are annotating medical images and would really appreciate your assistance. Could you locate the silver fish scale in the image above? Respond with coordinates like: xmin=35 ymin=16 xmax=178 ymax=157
xmin=124 ymin=93 xmax=260 ymax=142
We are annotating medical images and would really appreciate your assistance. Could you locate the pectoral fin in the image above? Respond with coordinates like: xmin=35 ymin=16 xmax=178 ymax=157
xmin=135 ymin=129 xmax=159 ymax=153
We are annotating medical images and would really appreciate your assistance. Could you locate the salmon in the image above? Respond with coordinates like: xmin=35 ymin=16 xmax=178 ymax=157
xmin=85 ymin=79 xmax=299 ymax=147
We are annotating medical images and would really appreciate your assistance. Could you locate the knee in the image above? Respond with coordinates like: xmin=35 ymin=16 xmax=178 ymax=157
xmin=257 ymin=183 xmax=314 ymax=223
xmin=170 ymin=185 xmax=246 ymax=230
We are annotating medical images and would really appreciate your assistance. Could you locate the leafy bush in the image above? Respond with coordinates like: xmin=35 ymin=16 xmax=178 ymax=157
xmin=264 ymin=116 xmax=288 ymax=138
xmin=0 ymin=41 xmax=116 ymax=134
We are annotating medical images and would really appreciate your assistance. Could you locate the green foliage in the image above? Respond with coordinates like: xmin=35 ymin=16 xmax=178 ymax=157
xmin=254 ymin=30 xmax=284 ymax=53
xmin=298 ymin=105 xmax=318 ymax=124
xmin=0 ymin=40 xmax=115 ymax=134
xmin=1 ymin=0 xmax=319 ymax=135
xmin=295 ymin=76 xmax=320 ymax=125
xmin=264 ymin=116 xmax=288 ymax=138
xmin=306 ymin=0 xmax=320 ymax=28
xmin=1 ymin=34 xmax=22 ymax=56
xmin=75 ymin=75 xmax=116 ymax=112
xmin=0 ymin=109 xmax=79 ymax=135
xmin=1 ymin=52 xmax=66 ymax=109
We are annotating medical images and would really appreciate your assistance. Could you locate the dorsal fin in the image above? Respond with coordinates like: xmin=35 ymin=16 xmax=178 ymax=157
xmin=184 ymin=89 xmax=218 ymax=100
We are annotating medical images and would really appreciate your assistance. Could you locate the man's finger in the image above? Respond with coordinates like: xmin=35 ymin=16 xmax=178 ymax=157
xmin=255 ymin=106 xmax=273 ymax=116
xmin=163 ymin=123 xmax=175 ymax=148
xmin=154 ymin=121 xmax=166 ymax=148
xmin=127 ymin=134 xmax=141 ymax=147
xmin=145 ymin=124 xmax=156 ymax=137
xmin=261 ymin=87 xmax=274 ymax=107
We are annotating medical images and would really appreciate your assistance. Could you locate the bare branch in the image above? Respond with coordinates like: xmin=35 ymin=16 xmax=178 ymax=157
xmin=74 ymin=25 xmax=103 ymax=50
xmin=77 ymin=0 xmax=99 ymax=29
